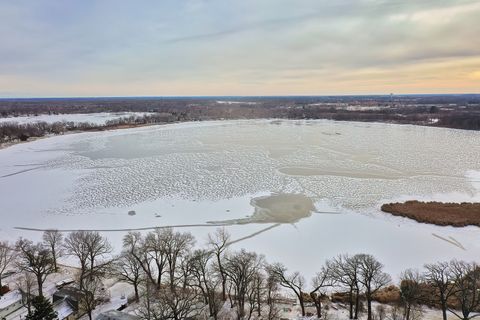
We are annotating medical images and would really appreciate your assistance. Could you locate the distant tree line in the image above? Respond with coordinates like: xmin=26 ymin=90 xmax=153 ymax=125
xmin=1 ymin=95 xmax=479 ymax=117
xmin=1 ymin=228 xmax=480 ymax=320
xmin=1 ymin=96 xmax=480 ymax=146
xmin=0 ymin=113 xmax=177 ymax=144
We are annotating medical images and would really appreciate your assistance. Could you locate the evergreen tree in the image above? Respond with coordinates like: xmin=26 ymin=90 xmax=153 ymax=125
xmin=26 ymin=295 xmax=58 ymax=320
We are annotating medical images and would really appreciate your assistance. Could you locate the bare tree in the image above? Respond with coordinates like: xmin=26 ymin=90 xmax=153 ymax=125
xmin=42 ymin=229 xmax=63 ymax=272
xmin=64 ymin=231 xmax=90 ymax=289
xmin=113 ymin=250 xmax=143 ymax=302
xmin=159 ymin=289 xmax=203 ymax=320
xmin=16 ymin=271 xmax=36 ymax=315
xmin=122 ymin=229 xmax=195 ymax=294
xmin=310 ymin=264 xmax=334 ymax=319
xmin=357 ymin=254 xmax=391 ymax=320
xmin=246 ymin=271 xmax=263 ymax=320
xmin=163 ymin=228 xmax=195 ymax=293
xmin=448 ymin=260 xmax=480 ymax=320
xmin=224 ymin=250 xmax=263 ymax=320
xmin=144 ymin=229 xmax=170 ymax=289
xmin=376 ymin=304 xmax=387 ymax=320
xmin=179 ymin=252 xmax=198 ymax=292
xmin=123 ymin=231 xmax=163 ymax=289
xmin=85 ymin=231 xmax=112 ymax=280
xmin=387 ymin=304 xmax=403 ymax=320
xmin=64 ymin=231 xmax=111 ymax=289
xmin=327 ymin=254 xmax=361 ymax=319
xmin=188 ymin=249 xmax=224 ymax=319
xmin=254 ymin=271 xmax=264 ymax=318
xmin=399 ymin=269 xmax=424 ymax=320
xmin=0 ymin=241 xmax=16 ymax=294
xmin=265 ymin=271 xmax=282 ymax=320
xmin=16 ymin=239 xmax=54 ymax=297
xmin=268 ymin=262 xmax=307 ymax=317
xmin=424 ymin=261 xmax=456 ymax=320
xmin=137 ymin=288 xmax=203 ymax=320
xmin=207 ymin=227 xmax=230 ymax=301
xmin=81 ymin=277 xmax=103 ymax=320
xmin=137 ymin=277 xmax=156 ymax=320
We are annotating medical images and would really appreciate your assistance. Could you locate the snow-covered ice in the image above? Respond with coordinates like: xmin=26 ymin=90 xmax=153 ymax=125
xmin=0 ymin=119 xmax=479 ymax=279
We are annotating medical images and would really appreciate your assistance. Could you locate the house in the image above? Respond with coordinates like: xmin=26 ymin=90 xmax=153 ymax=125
xmin=96 ymin=310 xmax=141 ymax=320
xmin=52 ymin=287 xmax=86 ymax=319
xmin=0 ymin=290 xmax=23 ymax=320
xmin=53 ymin=299 xmax=75 ymax=320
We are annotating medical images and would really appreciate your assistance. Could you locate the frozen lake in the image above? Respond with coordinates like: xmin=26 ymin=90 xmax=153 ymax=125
xmin=0 ymin=112 xmax=154 ymax=125
xmin=0 ymin=119 xmax=479 ymax=279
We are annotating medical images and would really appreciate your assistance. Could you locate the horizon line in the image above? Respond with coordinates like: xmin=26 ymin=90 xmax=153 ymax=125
xmin=1 ymin=92 xmax=480 ymax=100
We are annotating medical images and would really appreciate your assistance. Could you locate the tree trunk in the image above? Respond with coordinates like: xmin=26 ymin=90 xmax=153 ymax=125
xmin=36 ymin=275 xmax=43 ymax=297
xmin=315 ymin=300 xmax=322 ymax=318
xmin=90 ymin=259 xmax=94 ymax=281
xmin=354 ymin=287 xmax=360 ymax=319
xmin=349 ymin=287 xmax=354 ymax=319
xmin=441 ymin=298 xmax=448 ymax=320
xmin=156 ymin=270 xmax=162 ymax=290
xmin=26 ymin=297 xmax=32 ymax=315
xmin=299 ymin=295 xmax=306 ymax=317
xmin=222 ymin=277 xmax=227 ymax=301
xmin=169 ymin=269 xmax=175 ymax=293
xmin=367 ymin=297 xmax=372 ymax=320
xmin=52 ymin=248 xmax=57 ymax=272
xmin=79 ymin=263 xmax=86 ymax=290
xmin=134 ymin=284 xmax=139 ymax=302
xmin=257 ymin=281 xmax=261 ymax=317
xmin=228 ymin=285 xmax=234 ymax=308
xmin=208 ymin=290 xmax=215 ymax=317
xmin=216 ymin=253 xmax=227 ymax=301
xmin=404 ymin=304 xmax=411 ymax=320
xmin=238 ymin=297 xmax=245 ymax=320
xmin=311 ymin=292 xmax=322 ymax=318
xmin=146 ymin=282 xmax=151 ymax=320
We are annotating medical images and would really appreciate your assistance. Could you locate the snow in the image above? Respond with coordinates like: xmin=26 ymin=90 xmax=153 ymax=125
xmin=0 ymin=112 xmax=154 ymax=126
xmin=96 ymin=310 xmax=140 ymax=320
xmin=77 ymin=281 xmax=133 ymax=320
xmin=2 ymin=306 xmax=28 ymax=320
xmin=54 ymin=300 xmax=74 ymax=319
xmin=216 ymin=100 xmax=258 ymax=105
xmin=0 ymin=290 xmax=21 ymax=309
xmin=0 ymin=120 xmax=479 ymax=279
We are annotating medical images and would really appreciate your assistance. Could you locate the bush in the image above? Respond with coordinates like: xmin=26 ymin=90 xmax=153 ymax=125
xmin=0 ymin=285 xmax=10 ymax=295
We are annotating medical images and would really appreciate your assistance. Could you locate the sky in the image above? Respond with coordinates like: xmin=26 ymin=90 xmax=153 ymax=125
xmin=0 ymin=0 xmax=479 ymax=97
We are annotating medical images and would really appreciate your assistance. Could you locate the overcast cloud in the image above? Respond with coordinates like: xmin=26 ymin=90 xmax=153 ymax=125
xmin=0 ymin=0 xmax=479 ymax=97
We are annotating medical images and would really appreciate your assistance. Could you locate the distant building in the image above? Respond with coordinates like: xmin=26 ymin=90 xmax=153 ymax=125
xmin=96 ymin=310 xmax=141 ymax=320
xmin=0 ymin=290 xmax=23 ymax=320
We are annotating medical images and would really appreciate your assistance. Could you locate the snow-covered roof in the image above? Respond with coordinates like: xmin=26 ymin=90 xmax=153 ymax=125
xmin=54 ymin=300 xmax=74 ymax=319
xmin=0 ymin=290 xmax=22 ymax=309
xmin=53 ymin=287 xmax=84 ymax=302
xmin=96 ymin=310 xmax=140 ymax=320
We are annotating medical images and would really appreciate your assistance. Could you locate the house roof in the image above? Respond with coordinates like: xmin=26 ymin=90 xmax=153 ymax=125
xmin=53 ymin=300 xmax=74 ymax=319
xmin=53 ymin=287 xmax=84 ymax=302
xmin=0 ymin=290 xmax=22 ymax=309
xmin=96 ymin=310 xmax=141 ymax=320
